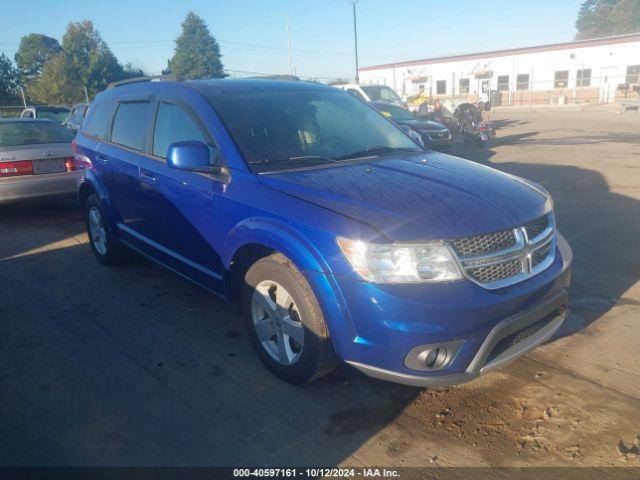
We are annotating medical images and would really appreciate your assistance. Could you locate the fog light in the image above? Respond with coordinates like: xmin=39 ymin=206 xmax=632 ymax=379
xmin=404 ymin=340 xmax=463 ymax=372
xmin=423 ymin=347 xmax=448 ymax=369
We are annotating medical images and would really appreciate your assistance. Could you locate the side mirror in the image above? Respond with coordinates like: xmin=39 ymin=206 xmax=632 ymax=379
xmin=167 ymin=141 xmax=220 ymax=174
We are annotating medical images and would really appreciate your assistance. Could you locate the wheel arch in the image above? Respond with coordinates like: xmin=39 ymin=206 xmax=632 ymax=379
xmin=223 ymin=217 xmax=330 ymax=303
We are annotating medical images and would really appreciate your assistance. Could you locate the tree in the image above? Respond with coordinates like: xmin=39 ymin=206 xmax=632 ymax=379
xmin=169 ymin=12 xmax=224 ymax=80
xmin=0 ymin=53 xmax=19 ymax=103
xmin=14 ymin=34 xmax=61 ymax=83
xmin=576 ymin=0 xmax=640 ymax=39
xmin=28 ymin=20 xmax=131 ymax=104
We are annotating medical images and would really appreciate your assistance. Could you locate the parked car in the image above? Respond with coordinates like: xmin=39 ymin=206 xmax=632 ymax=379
xmin=63 ymin=103 xmax=89 ymax=133
xmin=20 ymin=105 xmax=71 ymax=123
xmin=372 ymin=101 xmax=452 ymax=151
xmin=336 ymin=83 xmax=405 ymax=107
xmin=75 ymin=78 xmax=572 ymax=386
xmin=0 ymin=119 xmax=80 ymax=204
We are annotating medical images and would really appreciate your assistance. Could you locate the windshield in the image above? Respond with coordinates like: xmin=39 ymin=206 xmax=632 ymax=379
xmin=37 ymin=108 xmax=71 ymax=123
xmin=208 ymin=88 xmax=419 ymax=172
xmin=376 ymin=104 xmax=415 ymax=121
xmin=360 ymin=85 xmax=402 ymax=103
xmin=0 ymin=121 xmax=75 ymax=147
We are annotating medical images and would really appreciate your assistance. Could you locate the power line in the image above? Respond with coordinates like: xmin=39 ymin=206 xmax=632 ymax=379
xmin=0 ymin=38 xmax=396 ymax=60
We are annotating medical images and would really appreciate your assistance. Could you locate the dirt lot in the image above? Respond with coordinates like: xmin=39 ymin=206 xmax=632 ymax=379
xmin=0 ymin=109 xmax=639 ymax=469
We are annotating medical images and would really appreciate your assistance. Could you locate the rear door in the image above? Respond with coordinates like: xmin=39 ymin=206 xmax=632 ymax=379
xmin=101 ymin=99 xmax=155 ymax=236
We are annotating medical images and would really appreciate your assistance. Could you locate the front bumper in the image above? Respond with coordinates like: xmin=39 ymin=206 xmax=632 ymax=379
xmin=0 ymin=171 xmax=82 ymax=204
xmin=347 ymin=289 xmax=568 ymax=387
xmin=317 ymin=232 xmax=572 ymax=387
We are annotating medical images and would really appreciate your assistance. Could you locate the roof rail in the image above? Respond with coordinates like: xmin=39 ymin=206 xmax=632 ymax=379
xmin=107 ymin=74 xmax=177 ymax=89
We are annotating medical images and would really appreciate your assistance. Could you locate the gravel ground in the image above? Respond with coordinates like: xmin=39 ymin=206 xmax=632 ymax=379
xmin=0 ymin=109 xmax=639 ymax=470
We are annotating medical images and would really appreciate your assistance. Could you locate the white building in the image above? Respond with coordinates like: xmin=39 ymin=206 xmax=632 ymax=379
xmin=359 ymin=33 xmax=640 ymax=105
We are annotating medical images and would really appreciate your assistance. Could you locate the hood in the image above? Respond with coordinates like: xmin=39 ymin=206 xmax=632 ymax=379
xmin=259 ymin=153 xmax=551 ymax=242
xmin=397 ymin=119 xmax=448 ymax=131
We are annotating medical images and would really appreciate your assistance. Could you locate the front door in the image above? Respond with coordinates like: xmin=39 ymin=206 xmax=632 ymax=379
xmin=135 ymin=99 xmax=226 ymax=292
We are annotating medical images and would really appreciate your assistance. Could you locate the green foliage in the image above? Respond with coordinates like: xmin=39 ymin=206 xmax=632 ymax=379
xmin=169 ymin=12 xmax=225 ymax=80
xmin=14 ymin=34 xmax=62 ymax=84
xmin=576 ymin=0 xmax=640 ymax=39
xmin=27 ymin=20 xmax=137 ymax=104
xmin=0 ymin=53 xmax=19 ymax=103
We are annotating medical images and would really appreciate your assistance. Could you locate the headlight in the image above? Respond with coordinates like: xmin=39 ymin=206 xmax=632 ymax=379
xmin=337 ymin=237 xmax=462 ymax=283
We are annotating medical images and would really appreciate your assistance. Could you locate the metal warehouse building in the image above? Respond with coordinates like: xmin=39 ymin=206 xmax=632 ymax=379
xmin=359 ymin=33 xmax=640 ymax=106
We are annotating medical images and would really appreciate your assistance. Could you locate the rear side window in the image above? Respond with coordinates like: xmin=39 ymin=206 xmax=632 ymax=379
xmin=0 ymin=121 xmax=74 ymax=147
xmin=152 ymin=103 xmax=206 ymax=158
xmin=83 ymin=101 xmax=117 ymax=138
xmin=111 ymin=102 xmax=153 ymax=151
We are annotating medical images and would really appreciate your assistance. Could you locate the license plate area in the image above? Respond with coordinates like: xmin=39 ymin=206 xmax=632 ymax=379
xmin=33 ymin=158 xmax=66 ymax=175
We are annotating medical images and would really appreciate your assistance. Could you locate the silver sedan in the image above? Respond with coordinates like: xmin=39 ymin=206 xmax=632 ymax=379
xmin=0 ymin=119 xmax=82 ymax=204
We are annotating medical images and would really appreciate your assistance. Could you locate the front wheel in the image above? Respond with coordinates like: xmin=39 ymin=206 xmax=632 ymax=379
xmin=242 ymin=253 xmax=338 ymax=384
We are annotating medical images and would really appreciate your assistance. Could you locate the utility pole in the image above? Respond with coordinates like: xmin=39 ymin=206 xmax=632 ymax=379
xmin=19 ymin=86 xmax=27 ymax=108
xmin=285 ymin=12 xmax=294 ymax=76
xmin=350 ymin=0 xmax=360 ymax=84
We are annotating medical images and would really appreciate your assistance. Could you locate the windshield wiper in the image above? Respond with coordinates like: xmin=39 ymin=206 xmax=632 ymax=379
xmin=250 ymin=155 xmax=340 ymax=171
xmin=335 ymin=146 xmax=421 ymax=161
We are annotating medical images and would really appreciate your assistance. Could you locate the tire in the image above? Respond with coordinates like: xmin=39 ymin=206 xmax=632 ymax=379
xmin=84 ymin=194 xmax=129 ymax=266
xmin=242 ymin=253 xmax=338 ymax=384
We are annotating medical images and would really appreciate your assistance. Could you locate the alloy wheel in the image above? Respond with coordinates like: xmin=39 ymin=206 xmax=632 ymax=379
xmin=88 ymin=206 xmax=107 ymax=256
xmin=251 ymin=280 xmax=304 ymax=365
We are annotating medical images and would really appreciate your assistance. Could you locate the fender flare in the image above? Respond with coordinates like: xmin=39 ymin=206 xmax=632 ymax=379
xmin=77 ymin=171 xmax=118 ymax=235
xmin=221 ymin=216 xmax=329 ymax=274
xmin=222 ymin=217 xmax=357 ymax=356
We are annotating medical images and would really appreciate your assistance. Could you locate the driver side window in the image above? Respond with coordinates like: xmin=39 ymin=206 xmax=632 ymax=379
xmin=152 ymin=102 xmax=207 ymax=159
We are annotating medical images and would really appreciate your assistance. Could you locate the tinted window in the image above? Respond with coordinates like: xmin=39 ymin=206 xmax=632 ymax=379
xmin=153 ymin=103 xmax=206 ymax=158
xmin=206 ymin=88 xmax=419 ymax=172
xmin=111 ymin=102 xmax=153 ymax=151
xmin=0 ymin=121 xmax=74 ymax=147
xmin=83 ymin=101 xmax=117 ymax=138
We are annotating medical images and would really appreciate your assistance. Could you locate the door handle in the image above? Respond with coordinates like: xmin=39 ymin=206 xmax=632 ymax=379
xmin=140 ymin=170 xmax=157 ymax=184
xmin=96 ymin=155 xmax=108 ymax=164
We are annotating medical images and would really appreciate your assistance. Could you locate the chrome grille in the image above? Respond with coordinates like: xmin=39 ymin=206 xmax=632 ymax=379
xmin=469 ymin=260 xmax=522 ymax=284
xmin=524 ymin=215 xmax=549 ymax=240
xmin=532 ymin=242 xmax=552 ymax=267
xmin=449 ymin=213 xmax=556 ymax=289
xmin=450 ymin=229 xmax=516 ymax=257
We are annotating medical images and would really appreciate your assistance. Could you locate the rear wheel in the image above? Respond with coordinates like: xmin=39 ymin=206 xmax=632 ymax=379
xmin=242 ymin=253 xmax=338 ymax=384
xmin=84 ymin=194 xmax=128 ymax=266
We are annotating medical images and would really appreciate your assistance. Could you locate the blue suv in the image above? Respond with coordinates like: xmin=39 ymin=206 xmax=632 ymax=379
xmin=75 ymin=78 xmax=572 ymax=386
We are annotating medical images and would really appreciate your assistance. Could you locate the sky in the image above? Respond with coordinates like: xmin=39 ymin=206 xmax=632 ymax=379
xmin=0 ymin=0 xmax=584 ymax=80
